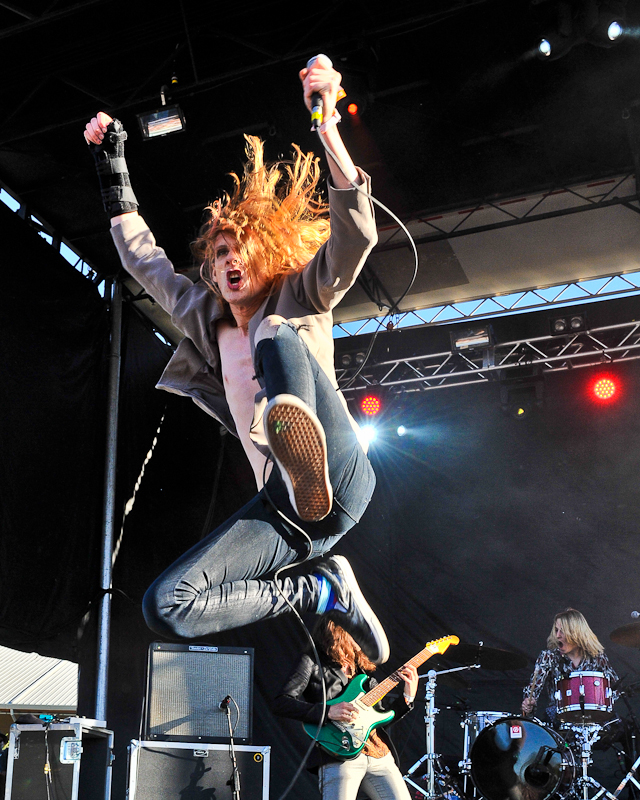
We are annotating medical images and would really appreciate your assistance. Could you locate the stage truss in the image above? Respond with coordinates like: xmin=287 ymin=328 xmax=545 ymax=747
xmin=336 ymin=320 xmax=640 ymax=396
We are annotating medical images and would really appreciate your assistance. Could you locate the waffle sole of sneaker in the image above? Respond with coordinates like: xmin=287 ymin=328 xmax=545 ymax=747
xmin=265 ymin=395 xmax=332 ymax=522
xmin=330 ymin=555 xmax=389 ymax=665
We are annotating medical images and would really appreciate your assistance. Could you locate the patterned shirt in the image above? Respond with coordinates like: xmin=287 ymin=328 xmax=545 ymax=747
xmin=523 ymin=648 xmax=618 ymax=713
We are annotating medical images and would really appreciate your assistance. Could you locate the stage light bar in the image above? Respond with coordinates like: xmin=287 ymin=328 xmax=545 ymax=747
xmin=137 ymin=105 xmax=186 ymax=140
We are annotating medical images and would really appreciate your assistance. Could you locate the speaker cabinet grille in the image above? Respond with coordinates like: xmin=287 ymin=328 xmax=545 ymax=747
xmin=146 ymin=643 xmax=253 ymax=743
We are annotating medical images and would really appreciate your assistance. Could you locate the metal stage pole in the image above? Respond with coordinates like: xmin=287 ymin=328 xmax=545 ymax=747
xmin=95 ymin=278 xmax=123 ymax=727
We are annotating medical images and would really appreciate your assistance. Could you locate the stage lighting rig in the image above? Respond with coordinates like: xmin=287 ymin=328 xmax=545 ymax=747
xmin=587 ymin=0 xmax=627 ymax=46
xmin=137 ymin=79 xmax=186 ymax=140
xmin=534 ymin=0 xmax=627 ymax=60
xmin=536 ymin=31 xmax=576 ymax=59
xmin=591 ymin=374 xmax=619 ymax=402
xmin=451 ymin=325 xmax=495 ymax=371
xmin=499 ymin=366 xmax=545 ymax=419
xmin=360 ymin=425 xmax=378 ymax=445
xmin=549 ymin=313 xmax=587 ymax=335
xmin=450 ymin=325 xmax=494 ymax=352
xmin=360 ymin=393 xmax=383 ymax=417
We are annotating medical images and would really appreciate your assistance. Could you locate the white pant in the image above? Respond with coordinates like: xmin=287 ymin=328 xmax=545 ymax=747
xmin=318 ymin=752 xmax=412 ymax=800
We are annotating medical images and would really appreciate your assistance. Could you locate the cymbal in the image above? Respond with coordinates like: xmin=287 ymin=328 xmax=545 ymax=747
xmin=446 ymin=643 xmax=528 ymax=671
xmin=610 ymin=622 xmax=640 ymax=647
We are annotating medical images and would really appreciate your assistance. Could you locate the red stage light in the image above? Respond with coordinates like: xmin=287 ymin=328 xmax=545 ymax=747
xmin=347 ymin=103 xmax=359 ymax=116
xmin=592 ymin=376 xmax=617 ymax=401
xmin=361 ymin=395 xmax=382 ymax=416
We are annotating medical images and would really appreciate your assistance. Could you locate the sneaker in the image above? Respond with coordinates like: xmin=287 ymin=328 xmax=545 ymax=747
xmin=265 ymin=394 xmax=332 ymax=522
xmin=314 ymin=555 xmax=390 ymax=664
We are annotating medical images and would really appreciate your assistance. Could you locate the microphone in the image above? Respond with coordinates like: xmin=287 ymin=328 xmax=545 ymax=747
xmin=306 ymin=54 xmax=333 ymax=131
xmin=219 ymin=695 xmax=231 ymax=710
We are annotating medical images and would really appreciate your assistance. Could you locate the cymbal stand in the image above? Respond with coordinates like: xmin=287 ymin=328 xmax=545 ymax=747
xmin=569 ymin=724 xmax=617 ymax=800
xmin=612 ymin=752 xmax=640 ymax=799
xmin=618 ymin=692 xmax=640 ymax=800
xmin=404 ymin=665 xmax=480 ymax=800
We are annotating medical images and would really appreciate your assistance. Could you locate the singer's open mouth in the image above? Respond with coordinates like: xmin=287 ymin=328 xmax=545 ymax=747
xmin=226 ymin=270 xmax=243 ymax=289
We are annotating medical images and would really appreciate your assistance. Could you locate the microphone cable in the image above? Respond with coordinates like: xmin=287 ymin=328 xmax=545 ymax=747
xmin=260 ymin=458 xmax=329 ymax=800
xmin=314 ymin=123 xmax=420 ymax=390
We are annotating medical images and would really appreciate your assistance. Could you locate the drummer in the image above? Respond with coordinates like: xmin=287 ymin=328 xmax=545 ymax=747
xmin=521 ymin=608 xmax=618 ymax=724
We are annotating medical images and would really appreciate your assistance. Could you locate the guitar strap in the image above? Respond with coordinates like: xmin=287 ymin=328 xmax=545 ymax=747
xmin=362 ymin=729 xmax=390 ymax=759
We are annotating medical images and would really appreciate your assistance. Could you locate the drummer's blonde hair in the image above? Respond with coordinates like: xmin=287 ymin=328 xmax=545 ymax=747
xmin=547 ymin=608 xmax=604 ymax=657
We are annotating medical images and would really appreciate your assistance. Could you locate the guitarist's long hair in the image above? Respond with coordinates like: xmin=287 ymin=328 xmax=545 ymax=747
xmin=313 ymin=616 xmax=377 ymax=673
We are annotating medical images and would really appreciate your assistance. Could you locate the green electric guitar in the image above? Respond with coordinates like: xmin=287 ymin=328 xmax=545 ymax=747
xmin=303 ymin=634 xmax=459 ymax=759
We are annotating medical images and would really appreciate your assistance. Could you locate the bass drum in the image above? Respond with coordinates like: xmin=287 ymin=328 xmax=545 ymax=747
xmin=470 ymin=717 xmax=575 ymax=800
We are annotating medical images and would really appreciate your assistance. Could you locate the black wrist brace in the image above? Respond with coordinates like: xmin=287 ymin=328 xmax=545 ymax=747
xmin=89 ymin=119 xmax=139 ymax=217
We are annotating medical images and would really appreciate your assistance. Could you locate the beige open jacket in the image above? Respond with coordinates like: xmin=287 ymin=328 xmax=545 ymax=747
xmin=111 ymin=170 xmax=377 ymax=454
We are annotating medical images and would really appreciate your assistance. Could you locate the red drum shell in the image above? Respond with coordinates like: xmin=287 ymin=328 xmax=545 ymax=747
xmin=556 ymin=671 xmax=613 ymax=723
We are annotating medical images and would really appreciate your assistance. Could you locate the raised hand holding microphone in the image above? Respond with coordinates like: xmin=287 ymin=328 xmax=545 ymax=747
xmin=299 ymin=54 xmax=357 ymax=187
xmin=299 ymin=54 xmax=343 ymax=132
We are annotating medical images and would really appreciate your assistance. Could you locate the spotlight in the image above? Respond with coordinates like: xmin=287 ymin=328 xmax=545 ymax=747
xmin=535 ymin=31 xmax=575 ymax=60
xmin=550 ymin=313 xmax=586 ymax=336
xmin=500 ymin=366 xmax=544 ymax=418
xmin=511 ymin=402 xmax=532 ymax=419
xmin=450 ymin=325 xmax=494 ymax=352
xmin=360 ymin=424 xmax=377 ymax=445
xmin=538 ymin=37 xmax=553 ymax=57
xmin=347 ymin=103 xmax=359 ymax=116
xmin=592 ymin=375 xmax=618 ymax=401
xmin=397 ymin=425 xmax=407 ymax=437
xmin=608 ymin=20 xmax=623 ymax=40
xmin=587 ymin=1 xmax=627 ymax=47
xmin=361 ymin=394 xmax=382 ymax=417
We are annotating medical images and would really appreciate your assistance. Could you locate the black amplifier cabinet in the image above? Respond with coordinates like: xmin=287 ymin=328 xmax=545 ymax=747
xmin=127 ymin=740 xmax=270 ymax=800
xmin=5 ymin=718 xmax=113 ymax=800
xmin=145 ymin=642 xmax=254 ymax=743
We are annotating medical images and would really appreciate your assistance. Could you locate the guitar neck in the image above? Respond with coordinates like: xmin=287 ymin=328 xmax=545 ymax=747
xmin=361 ymin=646 xmax=433 ymax=707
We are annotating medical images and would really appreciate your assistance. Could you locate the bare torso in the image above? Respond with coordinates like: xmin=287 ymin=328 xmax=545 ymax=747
xmin=216 ymin=319 xmax=269 ymax=488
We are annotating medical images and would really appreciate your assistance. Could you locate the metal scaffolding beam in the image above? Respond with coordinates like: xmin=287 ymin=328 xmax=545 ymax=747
xmin=337 ymin=320 xmax=640 ymax=395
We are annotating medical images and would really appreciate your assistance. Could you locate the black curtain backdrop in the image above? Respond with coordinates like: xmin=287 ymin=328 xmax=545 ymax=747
xmin=0 ymin=201 xmax=108 ymax=659
xmin=2 ymin=203 xmax=640 ymax=798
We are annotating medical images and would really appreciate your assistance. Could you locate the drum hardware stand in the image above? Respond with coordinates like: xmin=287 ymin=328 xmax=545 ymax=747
xmin=612 ymin=751 xmax=640 ymax=798
xmin=568 ymin=723 xmax=618 ymax=800
xmin=620 ymin=692 xmax=640 ymax=799
xmin=403 ymin=664 xmax=480 ymax=799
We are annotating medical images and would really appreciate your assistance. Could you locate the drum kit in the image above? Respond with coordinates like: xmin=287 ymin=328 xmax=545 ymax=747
xmin=403 ymin=628 xmax=640 ymax=800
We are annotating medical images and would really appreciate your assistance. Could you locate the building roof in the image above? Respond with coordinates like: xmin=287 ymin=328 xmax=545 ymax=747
xmin=0 ymin=645 xmax=77 ymax=712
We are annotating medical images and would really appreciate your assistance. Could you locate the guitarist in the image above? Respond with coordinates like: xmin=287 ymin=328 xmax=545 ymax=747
xmin=274 ymin=615 xmax=418 ymax=799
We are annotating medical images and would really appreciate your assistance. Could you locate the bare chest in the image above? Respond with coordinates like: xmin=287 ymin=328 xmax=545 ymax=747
xmin=217 ymin=320 xmax=267 ymax=485
xmin=217 ymin=321 xmax=255 ymax=393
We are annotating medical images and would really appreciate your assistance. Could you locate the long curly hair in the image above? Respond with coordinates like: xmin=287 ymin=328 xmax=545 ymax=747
xmin=192 ymin=135 xmax=331 ymax=296
xmin=547 ymin=608 xmax=604 ymax=658
xmin=313 ymin=615 xmax=377 ymax=673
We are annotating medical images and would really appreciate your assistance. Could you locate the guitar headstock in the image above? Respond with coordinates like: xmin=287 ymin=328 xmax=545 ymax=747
xmin=426 ymin=635 xmax=460 ymax=656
